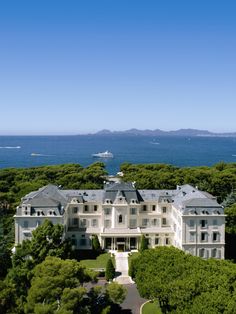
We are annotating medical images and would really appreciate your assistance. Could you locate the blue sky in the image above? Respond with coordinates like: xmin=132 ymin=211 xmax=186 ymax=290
xmin=0 ymin=0 xmax=235 ymax=135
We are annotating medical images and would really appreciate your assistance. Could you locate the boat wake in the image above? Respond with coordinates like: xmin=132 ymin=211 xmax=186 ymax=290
xmin=30 ymin=153 xmax=52 ymax=157
xmin=0 ymin=146 xmax=21 ymax=149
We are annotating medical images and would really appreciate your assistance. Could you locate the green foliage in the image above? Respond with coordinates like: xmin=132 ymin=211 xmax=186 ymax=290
xmin=222 ymin=191 xmax=236 ymax=208
xmin=105 ymin=258 xmax=115 ymax=281
xmin=121 ymin=162 xmax=236 ymax=203
xmin=132 ymin=247 xmax=236 ymax=313
xmin=139 ymin=235 xmax=148 ymax=252
xmin=92 ymin=234 xmax=101 ymax=252
xmin=4 ymin=219 xmax=73 ymax=310
xmin=25 ymin=256 xmax=95 ymax=313
xmin=13 ymin=220 xmax=72 ymax=267
xmin=106 ymin=282 xmax=127 ymax=304
xmin=225 ymin=204 xmax=236 ymax=234
xmin=0 ymin=162 xmax=106 ymax=214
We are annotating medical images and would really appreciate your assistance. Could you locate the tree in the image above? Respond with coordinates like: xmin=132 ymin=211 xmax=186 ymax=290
xmin=224 ymin=204 xmax=236 ymax=234
xmin=222 ymin=191 xmax=236 ymax=208
xmin=92 ymin=235 xmax=101 ymax=252
xmin=25 ymin=256 xmax=96 ymax=314
xmin=106 ymin=282 xmax=127 ymax=304
xmin=139 ymin=235 xmax=148 ymax=252
xmin=105 ymin=258 xmax=115 ymax=281
xmin=132 ymin=247 xmax=236 ymax=313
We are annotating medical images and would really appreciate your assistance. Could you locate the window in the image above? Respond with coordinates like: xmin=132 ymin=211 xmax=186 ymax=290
xmin=142 ymin=205 xmax=147 ymax=211
xmin=72 ymin=207 xmax=78 ymax=214
xmin=189 ymin=220 xmax=195 ymax=228
xmin=94 ymin=205 xmax=97 ymax=211
xmin=199 ymin=248 xmax=205 ymax=258
xmin=36 ymin=220 xmax=41 ymax=227
xmin=104 ymin=208 xmax=111 ymax=215
xmin=152 ymin=205 xmax=156 ymax=211
xmin=162 ymin=207 xmax=167 ymax=213
xmin=211 ymin=248 xmax=217 ymax=258
xmin=213 ymin=219 xmax=218 ymax=228
xmin=165 ymin=238 xmax=170 ymax=245
xmin=201 ymin=232 xmax=208 ymax=242
xmin=152 ymin=219 xmax=157 ymax=226
xmin=189 ymin=232 xmax=195 ymax=242
xmin=71 ymin=238 xmax=77 ymax=246
xmin=200 ymin=220 xmax=207 ymax=228
xmin=213 ymin=232 xmax=220 ymax=242
xmin=73 ymin=218 xmax=79 ymax=226
xmin=105 ymin=220 xmax=111 ymax=228
xmin=142 ymin=218 xmax=148 ymax=227
xmin=118 ymin=214 xmax=123 ymax=223
xmin=130 ymin=219 xmax=137 ymax=228
xmin=23 ymin=221 xmax=29 ymax=228
xmin=130 ymin=208 xmax=137 ymax=215
xmin=155 ymin=238 xmax=160 ymax=245
xmin=92 ymin=219 xmax=97 ymax=227
xmin=162 ymin=218 xmax=167 ymax=225
xmin=80 ymin=238 xmax=86 ymax=246
xmin=80 ymin=219 xmax=86 ymax=227
xmin=84 ymin=205 xmax=88 ymax=212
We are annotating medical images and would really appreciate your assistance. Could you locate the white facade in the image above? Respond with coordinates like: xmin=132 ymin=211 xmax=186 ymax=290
xmin=14 ymin=182 xmax=225 ymax=259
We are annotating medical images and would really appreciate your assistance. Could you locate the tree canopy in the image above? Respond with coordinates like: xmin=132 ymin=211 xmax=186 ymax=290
xmin=25 ymin=256 xmax=96 ymax=314
xmin=131 ymin=246 xmax=236 ymax=313
xmin=121 ymin=162 xmax=236 ymax=203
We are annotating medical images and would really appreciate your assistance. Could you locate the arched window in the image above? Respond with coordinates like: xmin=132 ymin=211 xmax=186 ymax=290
xmin=118 ymin=214 xmax=123 ymax=223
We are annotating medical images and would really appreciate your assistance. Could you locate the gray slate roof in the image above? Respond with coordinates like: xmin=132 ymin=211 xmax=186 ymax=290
xmin=19 ymin=183 xmax=222 ymax=215
xmin=104 ymin=182 xmax=144 ymax=203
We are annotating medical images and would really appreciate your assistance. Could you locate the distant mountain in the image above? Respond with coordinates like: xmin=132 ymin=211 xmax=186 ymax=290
xmin=91 ymin=128 xmax=236 ymax=137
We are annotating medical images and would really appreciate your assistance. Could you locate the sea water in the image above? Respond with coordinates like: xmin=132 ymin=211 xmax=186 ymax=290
xmin=0 ymin=135 xmax=236 ymax=174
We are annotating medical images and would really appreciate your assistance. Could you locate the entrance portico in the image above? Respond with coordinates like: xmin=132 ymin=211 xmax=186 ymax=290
xmin=103 ymin=236 xmax=139 ymax=251
xmin=101 ymin=227 xmax=143 ymax=251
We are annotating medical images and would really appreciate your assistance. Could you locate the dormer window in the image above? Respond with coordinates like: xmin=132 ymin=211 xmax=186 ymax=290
xmin=118 ymin=214 xmax=123 ymax=223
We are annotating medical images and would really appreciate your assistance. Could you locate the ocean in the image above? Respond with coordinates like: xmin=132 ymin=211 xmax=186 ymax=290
xmin=0 ymin=135 xmax=236 ymax=174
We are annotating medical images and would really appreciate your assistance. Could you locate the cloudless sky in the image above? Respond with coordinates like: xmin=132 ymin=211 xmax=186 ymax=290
xmin=0 ymin=0 xmax=235 ymax=135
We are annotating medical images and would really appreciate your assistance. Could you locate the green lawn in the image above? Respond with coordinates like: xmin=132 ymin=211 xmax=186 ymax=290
xmin=79 ymin=253 xmax=114 ymax=269
xmin=142 ymin=300 xmax=162 ymax=314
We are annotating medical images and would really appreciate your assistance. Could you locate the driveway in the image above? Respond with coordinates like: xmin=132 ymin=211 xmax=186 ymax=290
xmin=120 ymin=283 xmax=147 ymax=314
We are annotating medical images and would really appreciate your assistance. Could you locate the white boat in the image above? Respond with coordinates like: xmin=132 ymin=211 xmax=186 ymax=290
xmin=92 ymin=150 xmax=114 ymax=158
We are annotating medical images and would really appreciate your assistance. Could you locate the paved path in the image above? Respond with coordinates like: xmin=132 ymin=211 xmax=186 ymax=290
xmin=120 ymin=284 xmax=147 ymax=314
xmin=114 ymin=252 xmax=134 ymax=284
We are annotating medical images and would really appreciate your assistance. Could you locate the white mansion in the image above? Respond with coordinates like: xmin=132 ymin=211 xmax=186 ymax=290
xmin=14 ymin=182 xmax=225 ymax=259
